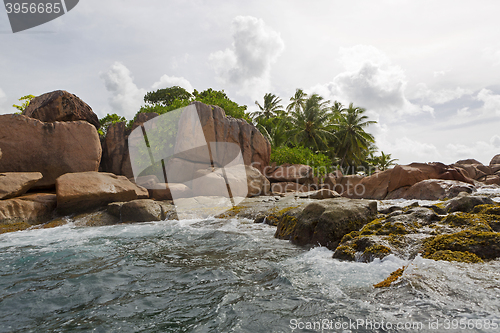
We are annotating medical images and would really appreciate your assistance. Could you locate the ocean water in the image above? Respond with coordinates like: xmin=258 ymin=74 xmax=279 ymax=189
xmin=1 ymin=215 xmax=500 ymax=332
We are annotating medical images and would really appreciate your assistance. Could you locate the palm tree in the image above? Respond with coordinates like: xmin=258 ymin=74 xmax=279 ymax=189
xmin=376 ymin=151 xmax=398 ymax=171
xmin=335 ymin=103 xmax=376 ymax=168
xmin=286 ymin=88 xmax=307 ymax=113
xmin=288 ymin=94 xmax=335 ymax=152
xmin=257 ymin=116 xmax=289 ymax=148
xmin=254 ymin=93 xmax=284 ymax=120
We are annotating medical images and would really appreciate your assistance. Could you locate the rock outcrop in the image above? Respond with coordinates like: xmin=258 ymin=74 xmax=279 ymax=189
xmin=386 ymin=179 xmax=476 ymax=200
xmin=108 ymin=199 xmax=175 ymax=223
xmin=453 ymin=159 xmax=492 ymax=181
xmin=22 ymin=90 xmax=100 ymax=129
xmin=489 ymin=154 xmax=500 ymax=174
xmin=100 ymin=113 xmax=158 ymax=179
xmin=323 ymin=162 xmax=476 ymax=200
xmin=56 ymin=172 xmax=148 ymax=214
xmin=0 ymin=172 xmax=43 ymax=199
xmin=0 ymin=193 xmax=57 ymax=227
xmin=333 ymin=194 xmax=500 ymax=263
xmin=0 ymin=115 xmax=101 ymax=188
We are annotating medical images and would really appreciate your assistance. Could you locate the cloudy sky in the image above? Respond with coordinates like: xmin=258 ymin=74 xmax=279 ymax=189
xmin=1 ymin=0 xmax=499 ymax=165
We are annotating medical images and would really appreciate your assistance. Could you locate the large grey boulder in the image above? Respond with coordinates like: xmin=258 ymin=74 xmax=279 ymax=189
xmin=275 ymin=197 xmax=377 ymax=250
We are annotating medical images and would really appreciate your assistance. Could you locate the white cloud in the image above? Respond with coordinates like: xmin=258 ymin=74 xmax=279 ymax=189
xmin=457 ymin=107 xmax=471 ymax=118
xmin=378 ymin=136 xmax=442 ymax=163
xmin=151 ymin=75 xmax=194 ymax=92
xmin=482 ymin=47 xmax=500 ymax=66
xmin=433 ymin=70 xmax=448 ymax=77
xmin=170 ymin=54 xmax=190 ymax=70
xmin=445 ymin=139 xmax=500 ymax=164
xmin=490 ymin=135 xmax=500 ymax=149
xmin=209 ymin=16 xmax=285 ymax=100
xmin=309 ymin=45 xmax=430 ymax=118
xmin=100 ymin=62 xmax=147 ymax=119
xmin=413 ymin=83 xmax=472 ymax=104
xmin=476 ymin=88 xmax=500 ymax=116
xmin=100 ymin=62 xmax=196 ymax=119
xmin=422 ymin=105 xmax=435 ymax=117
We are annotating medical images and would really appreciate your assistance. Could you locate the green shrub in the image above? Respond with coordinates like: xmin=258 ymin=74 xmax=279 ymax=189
xmin=98 ymin=113 xmax=126 ymax=136
xmin=270 ymin=146 xmax=332 ymax=177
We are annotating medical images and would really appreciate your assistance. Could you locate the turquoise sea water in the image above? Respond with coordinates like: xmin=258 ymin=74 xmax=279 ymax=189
xmin=1 ymin=215 xmax=499 ymax=332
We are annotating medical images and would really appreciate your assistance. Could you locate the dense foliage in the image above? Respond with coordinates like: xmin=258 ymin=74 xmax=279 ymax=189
xmin=270 ymin=146 xmax=331 ymax=177
xmin=137 ymin=87 xmax=249 ymax=122
xmin=143 ymin=86 xmax=192 ymax=107
xmin=256 ymin=88 xmax=396 ymax=174
xmin=96 ymin=85 xmax=396 ymax=174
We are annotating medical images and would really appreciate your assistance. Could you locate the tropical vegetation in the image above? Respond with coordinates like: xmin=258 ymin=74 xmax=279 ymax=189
xmin=93 ymin=86 xmax=396 ymax=174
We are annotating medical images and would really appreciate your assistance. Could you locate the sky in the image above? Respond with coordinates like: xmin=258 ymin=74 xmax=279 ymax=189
xmin=1 ymin=0 xmax=500 ymax=165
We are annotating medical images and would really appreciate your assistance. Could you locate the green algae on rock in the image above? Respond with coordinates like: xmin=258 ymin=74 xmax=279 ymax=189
xmin=423 ymin=230 xmax=500 ymax=260
xmin=425 ymin=250 xmax=483 ymax=263
xmin=373 ymin=266 xmax=406 ymax=288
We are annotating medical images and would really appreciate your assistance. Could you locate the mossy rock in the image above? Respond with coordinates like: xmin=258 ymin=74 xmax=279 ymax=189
xmin=35 ymin=218 xmax=68 ymax=229
xmin=215 ymin=205 xmax=246 ymax=219
xmin=386 ymin=234 xmax=406 ymax=247
xmin=360 ymin=219 xmax=409 ymax=236
xmin=472 ymin=204 xmax=500 ymax=216
xmin=361 ymin=244 xmax=392 ymax=262
xmin=256 ymin=206 xmax=300 ymax=226
xmin=378 ymin=206 xmax=403 ymax=215
xmin=373 ymin=267 xmax=406 ymax=288
xmin=0 ymin=221 xmax=32 ymax=234
xmin=402 ymin=202 xmax=419 ymax=212
xmin=275 ymin=215 xmax=299 ymax=239
xmin=73 ymin=211 xmax=120 ymax=227
xmin=423 ymin=230 xmax=500 ymax=260
xmin=332 ymin=244 xmax=356 ymax=261
xmin=340 ymin=230 xmax=360 ymax=244
xmin=442 ymin=212 xmax=493 ymax=232
xmin=425 ymin=250 xmax=483 ymax=263
xmin=274 ymin=198 xmax=377 ymax=250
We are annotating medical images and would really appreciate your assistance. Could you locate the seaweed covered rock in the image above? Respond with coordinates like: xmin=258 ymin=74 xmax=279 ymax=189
xmin=333 ymin=205 xmax=441 ymax=262
xmin=274 ymin=197 xmax=377 ymax=250
xmin=423 ymin=230 xmax=500 ymax=260
xmin=333 ymin=235 xmax=393 ymax=262
xmin=425 ymin=250 xmax=483 ymax=263
xmin=441 ymin=212 xmax=493 ymax=232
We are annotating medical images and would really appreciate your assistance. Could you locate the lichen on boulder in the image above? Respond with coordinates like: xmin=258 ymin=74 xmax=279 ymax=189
xmin=423 ymin=230 xmax=500 ymax=260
